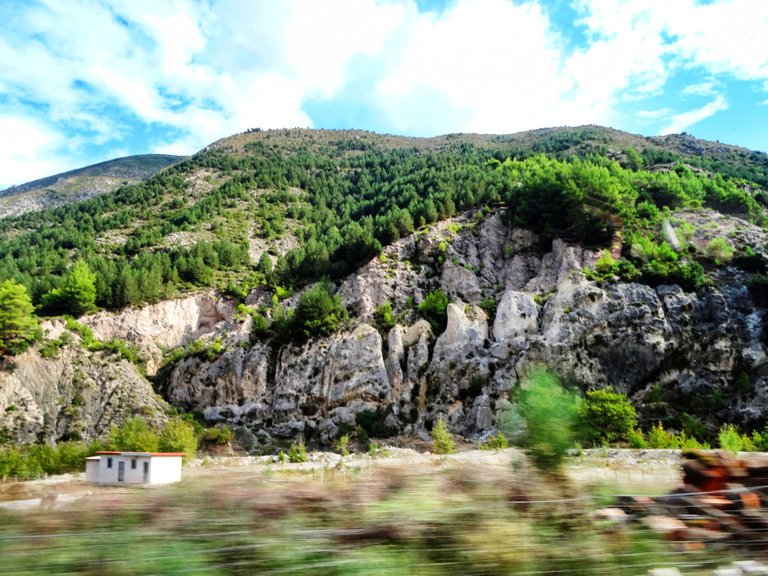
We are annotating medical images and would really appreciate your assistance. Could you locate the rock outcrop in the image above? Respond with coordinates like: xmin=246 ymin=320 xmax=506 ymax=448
xmin=5 ymin=210 xmax=768 ymax=446
xmin=0 ymin=328 xmax=166 ymax=444
xmin=83 ymin=293 xmax=237 ymax=374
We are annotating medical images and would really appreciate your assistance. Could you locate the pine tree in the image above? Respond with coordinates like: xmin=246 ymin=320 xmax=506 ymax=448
xmin=61 ymin=260 xmax=97 ymax=316
xmin=0 ymin=280 xmax=39 ymax=355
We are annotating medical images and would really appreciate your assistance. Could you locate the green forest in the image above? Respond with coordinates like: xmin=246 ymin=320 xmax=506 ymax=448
xmin=0 ymin=128 xmax=766 ymax=343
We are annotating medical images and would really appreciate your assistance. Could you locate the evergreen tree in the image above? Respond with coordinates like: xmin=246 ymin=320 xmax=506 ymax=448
xmin=62 ymin=260 xmax=97 ymax=315
xmin=42 ymin=260 xmax=97 ymax=316
xmin=257 ymin=252 xmax=273 ymax=275
xmin=0 ymin=280 xmax=38 ymax=355
xmin=293 ymin=280 xmax=347 ymax=339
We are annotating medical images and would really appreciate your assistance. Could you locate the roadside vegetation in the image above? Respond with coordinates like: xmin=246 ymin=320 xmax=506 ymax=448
xmin=2 ymin=453 xmax=712 ymax=575
xmin=0 ymin=415 xmax=228 ymax=481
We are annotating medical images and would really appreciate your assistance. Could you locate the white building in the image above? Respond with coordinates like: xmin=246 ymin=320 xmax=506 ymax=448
xmin=85 ymin=451 xmax=184 ymax=485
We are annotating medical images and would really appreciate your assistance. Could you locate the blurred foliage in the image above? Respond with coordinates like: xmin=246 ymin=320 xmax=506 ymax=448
xmin=0 ymin=453 xmax=718 ymax=575
xmin=0 ymin=440 xmax=102 ymax=479
xmin=478 ymin=431 xmax=508 ymax=451
xmin=511 ymin=368 xmax=581 ymax=474
xmin=108 ymin=415 xmax=198 ymax=459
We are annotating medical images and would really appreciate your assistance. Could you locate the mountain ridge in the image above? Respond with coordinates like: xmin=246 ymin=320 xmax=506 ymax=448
xmin=0 ymin=153 xmax=185 ymax=218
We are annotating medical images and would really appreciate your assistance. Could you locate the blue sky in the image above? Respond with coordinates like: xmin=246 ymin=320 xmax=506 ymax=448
xmin=1 ymin=0 xmax=768 ymax=189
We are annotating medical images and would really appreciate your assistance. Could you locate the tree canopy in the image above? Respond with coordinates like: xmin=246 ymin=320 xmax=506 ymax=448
xmin=0 ymin=280 xmax=38 ymax=355
xmin=0 ymin=129 xmax=764 ymax=316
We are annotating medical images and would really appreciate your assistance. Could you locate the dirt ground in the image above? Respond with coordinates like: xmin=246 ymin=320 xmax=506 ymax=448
xmin=0 ymin=447 xmax=683 ymax=510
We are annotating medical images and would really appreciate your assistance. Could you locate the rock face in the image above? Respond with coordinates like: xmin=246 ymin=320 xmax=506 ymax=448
xmin=6 ymin=209 xmax=768 ymax=446
xmin=83 ymin=293 xmax=237 ymax=374
xmin=0 ymin=328 xmax=166 ymax=444
xmin=493 ymin=291 xmax=539 ymax=341
xmin=155 ymin=211 xmax=768 ymax=443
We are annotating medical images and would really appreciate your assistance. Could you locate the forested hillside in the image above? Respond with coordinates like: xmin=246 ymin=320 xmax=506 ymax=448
xmin=1 ymin=126 xmax=768 ymax=457
xmin=0 ymin=126 xmax=765 ymax=318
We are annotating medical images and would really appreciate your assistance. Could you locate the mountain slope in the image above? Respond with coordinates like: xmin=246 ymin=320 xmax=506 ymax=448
xmin=0 ymin=154 xmax=185 ymax=218
xmin=0 ymin=126 xmax=767 ymax=448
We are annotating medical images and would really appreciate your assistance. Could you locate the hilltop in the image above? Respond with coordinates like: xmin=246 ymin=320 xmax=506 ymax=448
xmin=0 ymin=153 xmax=184 ymax=218
xmin=0 ymin=125 xmax=767 ymax=453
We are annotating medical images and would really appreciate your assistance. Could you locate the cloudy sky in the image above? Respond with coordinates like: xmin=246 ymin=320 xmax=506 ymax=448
xmin=2 ymin=0 xmax=768 ymax=189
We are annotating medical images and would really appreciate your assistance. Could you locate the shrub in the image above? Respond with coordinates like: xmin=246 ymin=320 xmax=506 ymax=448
xmin=39 ymin=332 xmax=71 ymax=358
xmin=627 ymin=428 xmax=648 ymax=448
xmin=578 ymin=387 xmax=637 ymax=446
xmin=431 ymin=418 xmax=455 ymax=455
xmin=373 ymin=302 xmax=395 ymax=332
xmin=108 ymin=416 xmax=160 ymax=452
xmin=584 ymin=250 xmax=620 ymax=283
xmin=288 ymin=441 xmax=309 ymax=463
xmin=250 ymin=310 xmax=270 ymax=339
xmin=0 ymin=441 xmax=101 ymax=480
xmin=705 ymin=237 xmax=734 ymax=263
xmin=478 ymin=432 xmax=508 ymax=451
xmin=185 ymin=337 xmax=225 ymax=362
xmin=419 ymin=289 xmax=449 ymax=333
xmin=202 ymin=425 xmax=234 ymax=446
xmin=645 ymin=422 xmax=709 ymax=449
xmin=159 ymin=417 xmax=199 ymax=460
xmin=513 ymin=368 xmax=581 ymax=473
xmin=367 ymin=442 xmax=390 ymax=458
xmin=478 ymin=297 xmax=497 ymax=321
xmin=675 ymin=430 xmax=708 ymax=450
xmin=335 ymin=434 xmax=350 ymax=457
xmin=752 ymin=429 xmax=768 ymax=451
xmin=718 ymin=424 xmax=754 ymax=453
xmin=647 ymin=422 xmax=676 ymax=449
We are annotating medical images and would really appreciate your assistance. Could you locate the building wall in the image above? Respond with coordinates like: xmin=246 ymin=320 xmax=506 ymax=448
xmin=147 ymin=456 xmax=183 ymax=484
xmin=91 ymin=453 xmax=182 ymax=485
xmin=97 ymin=454 xmax=148 ymax=484
xmin=85 ymin=458 xmax=100 ymax=483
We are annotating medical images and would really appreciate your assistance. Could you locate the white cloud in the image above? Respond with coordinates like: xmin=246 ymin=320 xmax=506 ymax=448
xmin=373 ymin=0 xmax=581 ymax=134
xmin=660 ymin=95 xmax=728 ymax=135
xmin=2 ymin=0 xmax=768 ymax=185
xmin=575 ymin=0 xmax=768 ymax=84
xmin=636 ymin=108 xmax=672 ymax=120
xmin=669 ymin=0 xmax=768 ymax=81
xmin=0 ymin=116 xmax=73 ymax=189
xmin=681 ymin=82 xmax=717 ymax=97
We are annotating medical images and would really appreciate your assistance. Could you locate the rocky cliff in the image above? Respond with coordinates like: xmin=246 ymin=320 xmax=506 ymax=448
xmin=0 ymin=321 xmax=166 ymax=444
xmin=160 ymin=210 xmax=767 ymax=444
xmin=2 ymin=209 xmax=766 ymax=446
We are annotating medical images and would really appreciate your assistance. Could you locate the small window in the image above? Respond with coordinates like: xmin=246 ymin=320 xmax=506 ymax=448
xmin=131 ymin=459 xmax=137 ymax=470
xmin=107 ymin=457 xmax=113 ymax=469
